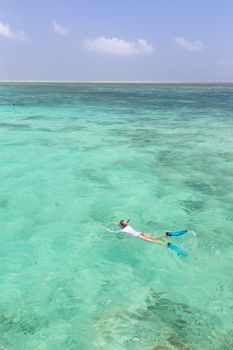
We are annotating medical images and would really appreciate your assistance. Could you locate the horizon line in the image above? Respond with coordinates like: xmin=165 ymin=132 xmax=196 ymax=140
xmin=1 ymin=80 xmax=233 ymax=84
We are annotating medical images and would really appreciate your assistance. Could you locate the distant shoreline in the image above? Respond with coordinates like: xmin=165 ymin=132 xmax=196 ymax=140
xmin=0 ymin=80 xmax=233 ymax=84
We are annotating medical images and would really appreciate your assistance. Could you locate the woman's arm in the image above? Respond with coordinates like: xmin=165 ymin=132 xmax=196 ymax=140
xmin=103 ymin=227 xmax=121 ymax=233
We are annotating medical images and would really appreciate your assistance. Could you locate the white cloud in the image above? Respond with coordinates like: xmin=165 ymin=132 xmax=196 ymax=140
xmin=0 ymin=21 xmax=27 ymax=41
xmin=82 ymin=37 xmax=155 ymax=56
xmin=175 ymin=36 xmax=203 ymax=51
xmin=53 ymin=20 xmax=67 ymax=35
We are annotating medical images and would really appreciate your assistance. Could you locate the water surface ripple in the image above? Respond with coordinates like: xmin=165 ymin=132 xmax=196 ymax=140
xmin=1 ymin=83 xmax=233 ymax=349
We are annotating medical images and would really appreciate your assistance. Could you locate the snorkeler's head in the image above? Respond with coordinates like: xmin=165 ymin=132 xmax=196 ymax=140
xmin=119 ymin=219 xmax=130 ymax=228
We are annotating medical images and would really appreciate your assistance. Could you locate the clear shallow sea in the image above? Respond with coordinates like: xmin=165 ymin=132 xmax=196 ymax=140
xmin=0 ymin=83 xmax=233 ymax=350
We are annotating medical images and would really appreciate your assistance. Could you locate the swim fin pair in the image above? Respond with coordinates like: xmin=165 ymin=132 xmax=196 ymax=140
xmin=166 ymin=230 xmax=188 ymax=237
xmin=168 ymin=243 xmax=188 ymax=257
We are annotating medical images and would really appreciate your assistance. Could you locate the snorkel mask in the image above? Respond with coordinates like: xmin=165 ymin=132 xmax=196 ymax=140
xmin=119 ymin=219 xmax=130 ymax=227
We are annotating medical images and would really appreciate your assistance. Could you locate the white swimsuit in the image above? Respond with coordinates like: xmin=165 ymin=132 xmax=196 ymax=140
xmin=120 ymin=225 xmax=142 ymax=237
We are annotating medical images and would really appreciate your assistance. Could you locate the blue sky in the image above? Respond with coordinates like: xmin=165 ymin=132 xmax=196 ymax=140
xmin=0 ymin=0 xmax=233 ymax=81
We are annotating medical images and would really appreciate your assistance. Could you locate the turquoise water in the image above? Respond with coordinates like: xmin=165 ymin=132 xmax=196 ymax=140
xmin=0 ymin=83 xmax=233 ymax=350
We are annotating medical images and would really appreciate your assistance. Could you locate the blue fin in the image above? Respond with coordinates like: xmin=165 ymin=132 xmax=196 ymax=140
xmin=168 ymin=243 xmax=188 ymax=257
xmin=166 ymin=230 xmax=188 ymax=237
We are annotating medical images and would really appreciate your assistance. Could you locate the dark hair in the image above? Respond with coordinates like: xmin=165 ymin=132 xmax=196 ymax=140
xmin=120 ymin=219 xmax=130 ymax=227
xmin=120 ymin=220 xmax=126 ymax=226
